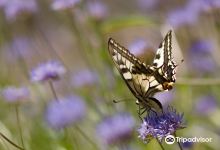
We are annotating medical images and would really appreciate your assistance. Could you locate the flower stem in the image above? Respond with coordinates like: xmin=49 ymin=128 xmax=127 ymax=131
xmin=15 ymin=105 xmax=25 ymax=150
xmin=49 ymin=80 xmax=58 ymax=101
xmin=74 ymin=125 xmax=98 ymax=150
xmin=174 ymin=132 xmax=183 ymax=150
xmin=0 ymin=132 xmax=24 ymax=150
xmin=156 ymin=138 xmax=165 ymax=150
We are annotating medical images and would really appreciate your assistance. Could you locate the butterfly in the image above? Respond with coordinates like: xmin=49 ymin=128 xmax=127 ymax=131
xmin=108 ymin=30 xmax=177 ymax=115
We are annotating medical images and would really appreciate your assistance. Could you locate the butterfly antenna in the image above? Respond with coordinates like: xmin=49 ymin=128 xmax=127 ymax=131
xmin=176 ymin=59 xmax=184 ymax=67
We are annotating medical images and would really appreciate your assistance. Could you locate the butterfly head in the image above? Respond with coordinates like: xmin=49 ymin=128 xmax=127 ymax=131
xmin=163 ymin=82 xmax=173 ymax=90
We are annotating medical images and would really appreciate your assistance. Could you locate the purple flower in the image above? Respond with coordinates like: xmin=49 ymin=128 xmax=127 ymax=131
xmin=2 ymin=0 xmax=38 ymax=22
xmin=189 ymin=39 xmax=216 ymax=74
xmin=2 ymin=86 xmax=30 ymax=103
xmin=187 ymin=0 xmax=220 ymax=12
xmin=154 ymin=91 xmax=174 ymax=106
xmin=51 ymin=0 xmax=80 ymax=10
xmin=96 ymin=113 xmax=135 ymax=145
xmin=128 ymin=39 xmax=148 ymax=56
xmin=137 ymin=0 xmax=159 ymax=10
xmin=87 ymin=1 xmax=108 ymax=20
xmin=138 ymin=107 xmax=185 ymax=143
xmin=71 ymin=69 xmax=98 ymax=88
xmin=167 ymin=0 xmax=220 ymax=28
xmin=0 ymin=0 xmax=7 ymax=8
xmin=195 ymin=95 xmax=217 ymax=115
xmin=12 ymin=36 xmax=34 ymax=57
xmin=30 ymin=60 xmax=66 ymax=82
xmin=181 ymin=141 xmax=193 ymax=148
xmin=45 ymin=95 xmax=86 ymax=129
xmin=166 ymin=7 xmax=199 ymax=28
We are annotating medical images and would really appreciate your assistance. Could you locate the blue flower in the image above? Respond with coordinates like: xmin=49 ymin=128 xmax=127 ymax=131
xmin=87 ymin=1 xmax=108 ymax=20
xmin=2 ymin=0 xmax=38 ymax=22
xmin=1 ymin=86 xmax=30 ymax=103
xmin=138 ymin=107 xmax=185 ymax=143
xmin=181 ymin=141 xmax=193 ymax=149
xmin=45 ymin=95 xmax=86 ymax=129
xmin=187 ymin=0 xmax=220 ymax=12
xmin=166 ymin=7 xmax=199 ymax=28
xmin=195 ymin=95 xmax=217 ymax=115
xmin=51 ymin=0 xmax=80 ymax=10
xmin=71 ymin=69 xmax=98 ymax=88
xmin=154 ymin=91 xmax=175 ymax=106
xmin=96 ymin=113 xmax=135 ymax=145
xmin=189 ymin=39 xmax=216 ymax=74
xmin=128 ymin=39 xmax=149 ymax=56
xmin=137 ymin=0 xmax=159 ymax=10
xmin=30 ymin=60 xmax=66 ymax=82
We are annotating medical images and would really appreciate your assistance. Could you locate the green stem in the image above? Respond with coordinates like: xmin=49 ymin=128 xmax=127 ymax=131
xmin=0 ymin=132 xmax=24 ymax=150
xmin=49 ymin=80 xmax=58 ymax=101
xmin=174 ymin=132 xmax=183 ymax=150
xmin=156 ymin=138 xmax=165 ymax=150
xmin=15 ymin=105 xmax=25 ymax=150
xmin=64 ymin=128 xmax=78 ymax=150
xmin=74 ymin=126 xmax=98 ymax=150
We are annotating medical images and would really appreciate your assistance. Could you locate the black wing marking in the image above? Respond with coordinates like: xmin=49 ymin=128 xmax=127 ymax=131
xmin=153 ymin=30 xmax=177 ymax=82
xmin=108 ymin=38 xmax=163 ymax=112
xmin=108 ymin=38 xmax=151 ymax=98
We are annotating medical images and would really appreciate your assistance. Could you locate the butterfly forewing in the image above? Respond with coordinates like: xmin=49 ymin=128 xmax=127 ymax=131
xmin=108 ymin=38 xmax=153 ymax=98
xmin=153 ymin=30 xmax=177 ymax=82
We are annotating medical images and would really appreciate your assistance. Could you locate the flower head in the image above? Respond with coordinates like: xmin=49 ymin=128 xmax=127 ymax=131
xmin=71 ymin=69 xmax=98 ymax=88
xmin=45 ymin=95 xmax=86 ymax=129
xmin=128 ymin=39 xmax=148 ymax=56
xmin=138 ymin=107 xmax=185 ymax=143
xmin=166 ymin=7 xmax=199 ymax=28
xmin=154 ymin=91 xmax=174 ymax=106
xmin=87 ymin=1 xmax=108 ymax=20
xmin=51 ymin=0 xmax=80 ymax=11
xmin=2 ymin=0 xmax=38 ymax=22
xmin=138 ymin=0 xmax=159 ymax=10
xmin=195 ymin=95 xmax=217 ymax=115
xmin=189 ymin=39 xmax=216 ymax=74
xmin=181 ymin=141 xmax=193 ymax=149
xmin=30 ymin=60 xmax=66 ymax=82
xmin=96 ymin=113 xmax=135 ymax=145
xmin=2 ymin=86 xmax=30 ymax=103
xmin=187 ymin=0 xmax=220 ymax=13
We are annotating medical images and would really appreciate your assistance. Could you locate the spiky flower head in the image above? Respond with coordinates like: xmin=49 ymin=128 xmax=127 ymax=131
xmin=51 ymin=0 xmax=81 ymax=10
xmin=138 ymin=107 xmax=185 ymax=143
xmin=2 ymin=86 xmax=30 ymax=103
xmin=30 ymin=60 xmax=66 ymax=82
xmin=45 ymin=95 xmax=86 ymax=129
xmin=96 ymin=113 xmax=135 ymax=145
xmin=2 ymin=0 xmax=38 ymax=22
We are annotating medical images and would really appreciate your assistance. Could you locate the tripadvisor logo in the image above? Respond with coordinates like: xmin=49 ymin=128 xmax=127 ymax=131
xmin=165 ymin=135 xmax=175 ymax=144
xmin=165 ymin=135 xmax=212 ymax=144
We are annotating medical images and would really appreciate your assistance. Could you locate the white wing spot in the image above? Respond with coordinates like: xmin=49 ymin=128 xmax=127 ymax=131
xmin=123 ymin=72 xmax=132 ymax=79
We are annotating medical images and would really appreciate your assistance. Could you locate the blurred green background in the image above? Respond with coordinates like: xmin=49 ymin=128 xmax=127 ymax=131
xmin=0 ymin=0 xmax=220 ymax=150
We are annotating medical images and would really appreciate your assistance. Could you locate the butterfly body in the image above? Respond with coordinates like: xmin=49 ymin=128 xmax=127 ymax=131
xmin=108 ymin=30 xmax=177 ymax=114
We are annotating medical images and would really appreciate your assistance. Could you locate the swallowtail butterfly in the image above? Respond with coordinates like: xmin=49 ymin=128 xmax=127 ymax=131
xmin=108 ymin=30 xmax=177 ymax=115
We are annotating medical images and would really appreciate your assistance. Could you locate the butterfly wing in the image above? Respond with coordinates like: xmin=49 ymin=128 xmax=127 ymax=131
xmin=108 ymin=38 xmax=163 ymax=112
xmin=153 ymin=30 xmax=177 ymax=82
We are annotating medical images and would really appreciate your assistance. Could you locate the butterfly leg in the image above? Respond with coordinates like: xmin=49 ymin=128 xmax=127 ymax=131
xmin=138 ymin=105 xmax=150 ymax=121
xmin=137 ymin=104 xmax=143 ymax=121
